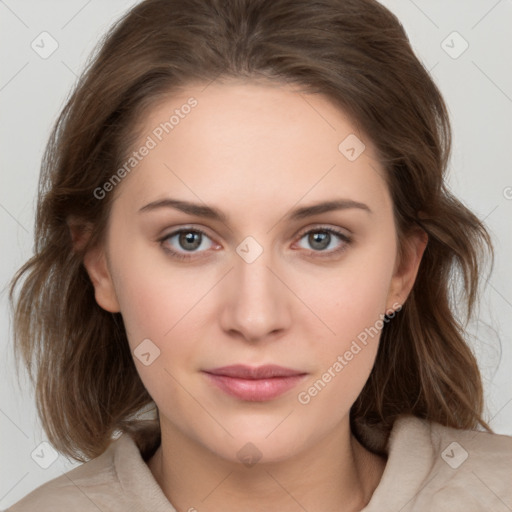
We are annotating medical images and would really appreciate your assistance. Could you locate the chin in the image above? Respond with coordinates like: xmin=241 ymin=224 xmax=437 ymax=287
xmin=195 ymin=419 xmax=313 ymax=466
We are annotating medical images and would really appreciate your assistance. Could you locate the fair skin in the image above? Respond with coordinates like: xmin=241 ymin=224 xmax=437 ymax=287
xmin=83 ymin=80 xmax=427 ymax=512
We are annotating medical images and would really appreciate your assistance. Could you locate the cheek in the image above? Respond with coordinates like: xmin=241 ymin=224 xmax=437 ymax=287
xmin=294 ymin=262 xmax=395 ymax=417
xmin=305 ymin=240 xmax=396 ymax=343
xmin=109 ymin=231 xmax=209 ymax=343
xmin=293 ymin=237 xmax=397 ymax=403
xmin=110 ymin=259 xmax=206 ymax=406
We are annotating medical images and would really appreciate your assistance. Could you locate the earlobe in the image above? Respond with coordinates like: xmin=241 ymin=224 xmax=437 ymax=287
xmin=386 ymin=229 xmax=428 ymax=310
xmin=83 ymin=246 xmax=121 ymax=313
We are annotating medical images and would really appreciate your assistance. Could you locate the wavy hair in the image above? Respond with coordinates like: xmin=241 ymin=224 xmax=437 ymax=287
xmin=10 ymin=0 xmax=493 ymax=461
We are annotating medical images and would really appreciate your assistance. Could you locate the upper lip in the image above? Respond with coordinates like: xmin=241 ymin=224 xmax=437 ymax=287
xmin=204 ymin=364 xmax=306 ymax=379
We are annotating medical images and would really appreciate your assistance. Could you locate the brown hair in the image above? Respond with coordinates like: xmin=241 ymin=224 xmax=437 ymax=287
xmin=10 ymin=0 xmax=494 ymax=461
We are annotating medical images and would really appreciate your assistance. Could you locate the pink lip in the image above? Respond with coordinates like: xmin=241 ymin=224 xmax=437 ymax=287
xmin=203 ymin=364 xmax=307 ymax=401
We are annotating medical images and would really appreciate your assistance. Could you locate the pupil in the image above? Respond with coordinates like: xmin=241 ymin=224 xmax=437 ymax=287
xmin=180 ymin=231 xmax=201 ymax=251
xmin=310 ymin=232 xmax=329 ymax=250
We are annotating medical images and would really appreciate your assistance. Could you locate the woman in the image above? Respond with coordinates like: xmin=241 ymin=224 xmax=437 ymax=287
xmin=8 ymin=0 xmax=512 ymax=510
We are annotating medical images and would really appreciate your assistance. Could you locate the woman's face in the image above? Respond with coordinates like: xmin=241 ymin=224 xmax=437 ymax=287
xmin=86 ymin=80 xmax=425 ymax=463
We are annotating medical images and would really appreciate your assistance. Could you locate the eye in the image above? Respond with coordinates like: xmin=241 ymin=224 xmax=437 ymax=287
xmin=158 ymin=225 xmax=352 ymax=262
xmin=159 ymin=228 xmax=217 ymax=260
xmin=295 ymin=227 xmax=351 ymax=257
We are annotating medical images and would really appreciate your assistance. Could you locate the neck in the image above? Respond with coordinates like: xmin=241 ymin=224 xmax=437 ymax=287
xmin=147 ymin=417 xmax=386 ymax=512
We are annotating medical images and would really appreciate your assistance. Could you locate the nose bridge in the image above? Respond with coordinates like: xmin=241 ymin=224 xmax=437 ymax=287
xmin=219 ymin=238 xmax=291 ymax=341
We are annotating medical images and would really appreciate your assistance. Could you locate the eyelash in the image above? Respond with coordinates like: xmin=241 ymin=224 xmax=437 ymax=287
xmin=158 ymin=226 xmax=352 ymax=261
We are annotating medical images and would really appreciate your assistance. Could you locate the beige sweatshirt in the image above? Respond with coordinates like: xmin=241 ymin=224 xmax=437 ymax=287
xmin=6 ymin=415 xmax=512 ymax=511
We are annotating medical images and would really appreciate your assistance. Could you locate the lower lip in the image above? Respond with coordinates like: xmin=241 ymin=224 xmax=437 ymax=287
xmin=203 ymin=373 xmax=307 ymax=401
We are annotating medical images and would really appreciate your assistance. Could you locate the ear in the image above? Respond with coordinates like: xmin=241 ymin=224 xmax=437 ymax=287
xmin=67 ymin=216 xmax=120 ymax=313
xmin=67 ymin=216 xmax=93 ymax=253
xmin=386 ymin=227 xmax=428 ymax=311
xmin=82 ymin=245 xmax=121 ymax=313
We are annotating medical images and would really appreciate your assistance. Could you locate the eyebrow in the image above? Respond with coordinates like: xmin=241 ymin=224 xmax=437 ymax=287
xmin=138 ymin=197 xmax=372 ymax=222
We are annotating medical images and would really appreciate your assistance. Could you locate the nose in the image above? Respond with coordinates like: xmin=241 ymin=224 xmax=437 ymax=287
xmin=218 ymin=245 xmax=292 ymax=343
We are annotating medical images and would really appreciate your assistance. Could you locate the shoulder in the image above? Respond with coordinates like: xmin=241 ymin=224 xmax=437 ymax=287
xmin=427 ymin=418 xmax=512 ymax=508
xmin=6 ymin=422 xmax=170 ymax=512
xmin=395 ymin=414 xmax=512 ymax=467
xmin=426 ymin=416 xmax=512 ymax=466
xmin=381 ymin=415 xmax=512 ymax=511
xmin=6 ymin=436 xmax=127 ymax=512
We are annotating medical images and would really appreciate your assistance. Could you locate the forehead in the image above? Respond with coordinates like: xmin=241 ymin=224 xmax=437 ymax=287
xmin=113 ymin=79 xmax=391 ymax=220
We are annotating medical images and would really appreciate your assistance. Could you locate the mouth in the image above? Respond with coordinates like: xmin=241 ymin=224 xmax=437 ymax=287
xmin=202 ymin=364 xmax=308 ymax=402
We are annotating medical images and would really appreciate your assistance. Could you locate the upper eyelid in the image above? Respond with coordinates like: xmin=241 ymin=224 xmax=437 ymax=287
xmin=160 ymin=223 xmax=350 ymax=238
xmin=295 ymin=224 xmax=350 ymax=237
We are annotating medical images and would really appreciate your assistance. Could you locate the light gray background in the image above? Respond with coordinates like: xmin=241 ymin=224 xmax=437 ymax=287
xmin=1 ymin=0 xmax=511 ymax=507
